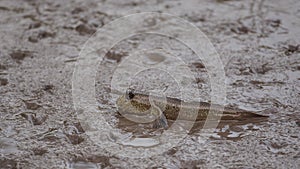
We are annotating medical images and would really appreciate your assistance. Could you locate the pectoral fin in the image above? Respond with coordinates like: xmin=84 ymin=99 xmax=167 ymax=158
xmin=151 ymin=107 xmax=168 ymax=129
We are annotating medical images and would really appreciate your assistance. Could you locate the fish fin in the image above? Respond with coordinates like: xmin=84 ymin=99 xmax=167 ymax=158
xmin=153 ymin=113 xmax=168 ymax=129
xmin=151 ymin=107 xmax=168 ymax=129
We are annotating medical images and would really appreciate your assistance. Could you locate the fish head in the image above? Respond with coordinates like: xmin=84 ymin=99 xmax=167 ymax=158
xmin=116 ymin=94 xmax=151 ymax=115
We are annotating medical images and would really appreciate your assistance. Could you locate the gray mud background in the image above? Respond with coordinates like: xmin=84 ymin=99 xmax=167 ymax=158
xmin=0 ymin=0 xmax=299 ymax=168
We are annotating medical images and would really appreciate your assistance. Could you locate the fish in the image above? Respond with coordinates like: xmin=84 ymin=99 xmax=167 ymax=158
xmin=116 ymin=89 xmax=269 ymax=128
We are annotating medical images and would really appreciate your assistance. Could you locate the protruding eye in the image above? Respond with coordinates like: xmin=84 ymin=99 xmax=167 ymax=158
xmin=126 ymin=88 xmax=135 ymax=100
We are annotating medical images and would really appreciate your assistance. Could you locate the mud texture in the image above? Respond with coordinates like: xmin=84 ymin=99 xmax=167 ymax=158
xmin=0 ymin=0 xmax=299 ymax=168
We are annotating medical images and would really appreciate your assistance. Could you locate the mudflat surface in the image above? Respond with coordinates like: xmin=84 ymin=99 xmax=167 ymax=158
xmin=0 ymin=0 xmax=299 ymax=168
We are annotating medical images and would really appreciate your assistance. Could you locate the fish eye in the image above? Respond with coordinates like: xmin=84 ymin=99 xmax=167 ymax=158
xmin=126 ymin=88 xmax=135 ymax=100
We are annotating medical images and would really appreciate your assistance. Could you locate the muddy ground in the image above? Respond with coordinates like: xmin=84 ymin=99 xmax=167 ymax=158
xmin=0 ymin=0 xmax=299 ymax=168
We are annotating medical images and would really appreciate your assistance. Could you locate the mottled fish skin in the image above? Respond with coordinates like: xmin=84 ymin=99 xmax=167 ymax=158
xmin=116 ymin=92 xmax=268 ymax=122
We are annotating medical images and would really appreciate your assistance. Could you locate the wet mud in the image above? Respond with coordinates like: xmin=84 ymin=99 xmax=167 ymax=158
xmin=0 ymin=0 xmax=299 ymax=168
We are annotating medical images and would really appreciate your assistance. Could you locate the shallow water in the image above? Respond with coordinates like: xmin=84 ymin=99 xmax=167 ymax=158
xmin=0 ymin=0 xmax=299 ymax=168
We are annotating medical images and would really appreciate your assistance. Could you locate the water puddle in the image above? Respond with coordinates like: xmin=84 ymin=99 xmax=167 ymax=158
xmin=116 ymin=114 xmax=267 ymax=142
xmin=120 ymin=137 xmax=160 ymax=147
xmin=67 ymin=155 xmax=110 ymax=169
xmin=142 ymin=51 xmax=166 ymax=65
xmin=0 ymin=137 xmax=19 ymax=154
xmin=67 ymin=161 xmax=99 ymax=169
xmin=210 ymin=123 xmax=262 ymax=141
